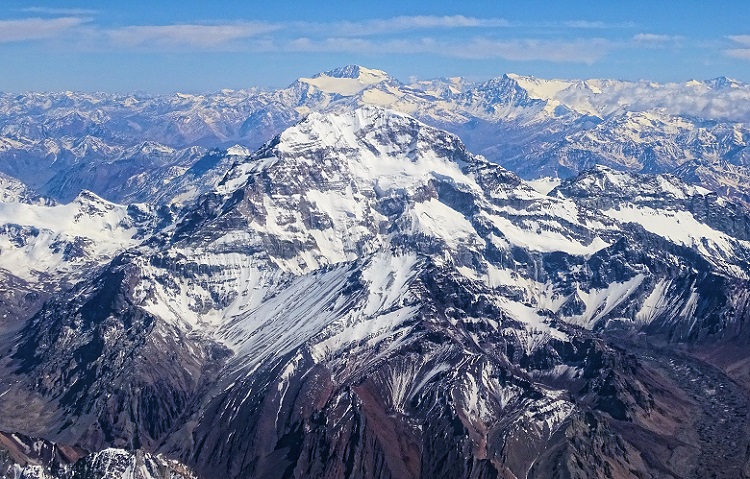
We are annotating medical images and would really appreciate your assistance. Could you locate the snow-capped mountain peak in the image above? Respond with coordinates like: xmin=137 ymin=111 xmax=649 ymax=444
xmin=0 ymin=189 xmax=147 ymax=283
xmin=504 ymin=73 xmax=577 ymax=100
xmin=705 ymin=76 xmax=743 ymax=89
xmin=0 ymin=172 xmax=46 ymax=204
xmin=318 ymin=64 xmax=389 ymax=80
xmin=199 ymin=106 xmax=482 ymax=277
xmin=298 ymin=65 xmax=394 ymax=96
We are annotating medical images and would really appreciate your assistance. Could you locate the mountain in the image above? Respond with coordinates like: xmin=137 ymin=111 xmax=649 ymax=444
xmin=2 ymin=66 xmax=750 ymax=209
xmin=0 ymin=185 xmax=154 ymax=336
xmin=1 ymin=107 xmax=750 ymax=477
xmin=0 ymin=172 xmax=46 ymax=204
xmin=0 ymin=430 xmax=197 ymax=479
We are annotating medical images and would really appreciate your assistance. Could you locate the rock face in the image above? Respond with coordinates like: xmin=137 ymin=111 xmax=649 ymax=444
xmin=0 ymin=431 xmax=197 ymax=479
xmin=1 ymin=106 xmax=750 ymax=478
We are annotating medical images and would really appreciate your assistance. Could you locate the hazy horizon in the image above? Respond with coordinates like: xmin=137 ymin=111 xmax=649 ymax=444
xmin=2 ymin=64 xmax=748 ymax=96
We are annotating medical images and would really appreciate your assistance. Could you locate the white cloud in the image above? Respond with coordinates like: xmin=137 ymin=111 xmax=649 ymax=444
xmin=285 ymin=37 xmax=415 ymax=54
xmin=725 ymin=49 xmax=750 ymax=60
xmin=299 ymin=16 xmax=633 ymax=37
xmin=633 ymin=33 xmax=679 ymax=44
xmin=279 ymin=36 xmax=613 ymax=63
xmin=100 ymin=15 xmax=516 ymax=50
xmin=724 ymin=35 xmax=750 ymax=60
xmin=107 ymin=22 xmax=282 ymax=49
xmin=728 ymin=35 xmax=750 ymax=46
xmin=0 ymin=14 xmax=636 ymax=65
xmin=561 ymin=20 xmax=634 ymax=29
xmin=321 ymin=15 xmax=512 ymax=36
xmin=449 ymin=38 xmax=613 ymax=63
xmin=0 ymin=17 xmax=87 ymax=43
xmin=19 ymin=7 xmax=99 ymax=16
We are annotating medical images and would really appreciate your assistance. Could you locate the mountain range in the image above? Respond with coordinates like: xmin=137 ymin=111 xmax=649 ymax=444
xmin=0 ymin=68 xmax=750 ymax=478
xmin=1 ymin=65 xmax=749 ymax=207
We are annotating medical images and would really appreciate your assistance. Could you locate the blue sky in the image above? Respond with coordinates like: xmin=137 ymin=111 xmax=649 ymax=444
xmin=3 ymin=1 xmax=750 ymax=92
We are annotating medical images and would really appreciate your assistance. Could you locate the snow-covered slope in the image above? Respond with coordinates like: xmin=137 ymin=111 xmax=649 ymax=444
xmin=0 ymin=186 xmax=153 ymax=330
xmin=0 ymin=190 xmax=147 ymax=283
xmin=0 ymin=172 xmax=45 ymax=204
xmin=508 ymin=73 xmax=750 ymax=122
xmin=0 ymin=431 xmax=197 ymax=479
xmin=297 ymin=65 xmax=393 ymax=96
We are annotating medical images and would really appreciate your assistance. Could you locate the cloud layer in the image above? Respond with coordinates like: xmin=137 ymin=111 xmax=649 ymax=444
xmin=278 ymin=37 xmax=612 ymax=63
xmin=107 ymin=22 xmax=281 ymax=48
xmin=726 ymin=35 xmax=750 ymax=60
xmin=0 ymin=17 xmax=87 ymax=43
xmin=0 ymin=13 xmax=733 ymax=68
xmin=19 ymin=7 xmax=100 ymax=16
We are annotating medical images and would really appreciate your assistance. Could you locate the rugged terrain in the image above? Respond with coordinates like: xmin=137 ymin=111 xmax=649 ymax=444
xmin=1 ymin=66 xmax=749 ymax=207
xmin=0 ymin=105 xmax=749 ymax=477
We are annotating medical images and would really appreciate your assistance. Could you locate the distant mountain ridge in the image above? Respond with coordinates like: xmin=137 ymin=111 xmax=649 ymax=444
xmin=0 ymin=65 xmax=749 ymax=208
